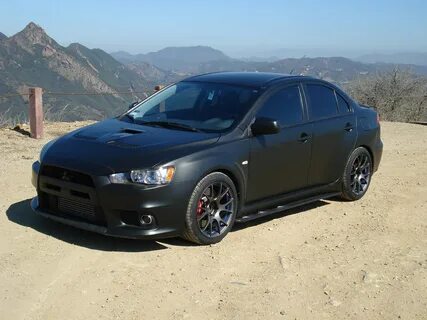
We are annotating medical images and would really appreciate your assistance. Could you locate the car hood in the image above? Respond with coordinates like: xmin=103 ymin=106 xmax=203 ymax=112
xmin=42 ymin=119 xmax=220 ymax=175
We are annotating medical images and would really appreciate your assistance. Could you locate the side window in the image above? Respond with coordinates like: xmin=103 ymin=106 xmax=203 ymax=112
xmin=336 ymin=92 xmax=351 ymax=113
xmin=306 ymin=84 xmax=338 ymax=120
xmin=257 ymin=86 xmax=303 ymax=126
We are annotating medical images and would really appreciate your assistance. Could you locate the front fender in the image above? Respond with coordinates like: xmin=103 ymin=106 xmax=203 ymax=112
xmin=172 ymin=139 xmax=250 ymax=209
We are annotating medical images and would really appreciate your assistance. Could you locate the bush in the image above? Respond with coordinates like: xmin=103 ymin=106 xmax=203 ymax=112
xmin=346 ymin=68 xmax=427 ymax=122
xmin=0 ymin=107 xmax=27 ymax=128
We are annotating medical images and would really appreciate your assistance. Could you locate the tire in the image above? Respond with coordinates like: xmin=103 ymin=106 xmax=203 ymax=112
xmin=340 ymin=147 xmax=373 ymax=201
xmin=182 ymin=172 xmax=238 ymax=245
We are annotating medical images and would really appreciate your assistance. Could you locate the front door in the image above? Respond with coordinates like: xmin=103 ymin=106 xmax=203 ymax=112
xmin=246 ymin=84 xmax=312 ymax=202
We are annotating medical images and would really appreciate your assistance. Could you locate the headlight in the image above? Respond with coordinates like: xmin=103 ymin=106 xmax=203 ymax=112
xmin=109 ymin=166 xmax=175 ymax=185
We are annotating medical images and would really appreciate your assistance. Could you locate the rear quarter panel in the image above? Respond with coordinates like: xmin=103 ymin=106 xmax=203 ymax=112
xmin=355 ymin=104 xmax=383 ymax=172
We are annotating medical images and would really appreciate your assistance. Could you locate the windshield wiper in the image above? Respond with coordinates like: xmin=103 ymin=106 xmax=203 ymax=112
xmin=139 ymin=121 xmax=202 ymax=132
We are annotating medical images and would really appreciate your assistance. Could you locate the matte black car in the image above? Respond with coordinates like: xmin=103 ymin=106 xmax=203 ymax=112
xmin=31 ymin=72 xmax=383 ymax=244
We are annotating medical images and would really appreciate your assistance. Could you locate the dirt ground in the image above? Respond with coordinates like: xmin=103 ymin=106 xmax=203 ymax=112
xmin=0 ymin=121 xmax=426 ymax=320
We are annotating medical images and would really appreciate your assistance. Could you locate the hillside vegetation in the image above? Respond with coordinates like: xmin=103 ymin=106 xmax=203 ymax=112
xmin=346 ymin=69 xmax=427 ymax=122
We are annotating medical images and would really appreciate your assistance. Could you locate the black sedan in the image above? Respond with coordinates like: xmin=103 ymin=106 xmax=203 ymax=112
xmin=31 ymin=72 xmax=383 ymax=244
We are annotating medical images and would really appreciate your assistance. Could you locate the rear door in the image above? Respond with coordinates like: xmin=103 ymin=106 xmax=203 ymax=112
xmin=246 ymin=83 xmax=313 ymax=202
xmin=303 ymin=82 xmax=357 ymax=186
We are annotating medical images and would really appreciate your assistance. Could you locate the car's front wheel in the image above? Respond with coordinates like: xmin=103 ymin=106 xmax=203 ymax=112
xmin=341 ymin=147 xmax=372 ymax=201
xmin=182 ymin=172 xmax=237 ymax=245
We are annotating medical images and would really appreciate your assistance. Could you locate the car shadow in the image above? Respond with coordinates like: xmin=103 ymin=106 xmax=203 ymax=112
xmin=6 ymin=199 xmax=331 ymax=249
xmin=6 ymin=199 xmax=168 ymax=252
xmin=233 ymin=200 xmax=330 ymax=231
xmin=328 ymin=195 xmax=350 ymax=202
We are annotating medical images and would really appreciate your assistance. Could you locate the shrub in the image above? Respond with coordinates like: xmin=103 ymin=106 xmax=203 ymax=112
xmin=346 ymin=68 xmax=427 ymax=122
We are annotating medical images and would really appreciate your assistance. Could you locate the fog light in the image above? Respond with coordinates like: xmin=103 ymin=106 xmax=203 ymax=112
xmin=139 ymin=214 xmax=154 ymax=225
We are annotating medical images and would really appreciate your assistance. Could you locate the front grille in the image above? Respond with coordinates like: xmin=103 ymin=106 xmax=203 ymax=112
xmin=38 ymin=165 xmax=106 ymax=226
xmin=58 ymin=197 xmax=96 ymax=217
xmin=39 ymin=192 xmax=107 ymax=226
xmin=40 ymin=165 xmax=94 ymax=187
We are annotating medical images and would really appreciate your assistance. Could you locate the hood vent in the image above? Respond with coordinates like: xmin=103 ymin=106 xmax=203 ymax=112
xmin=74 ymin=127 xmax=145 ymax=141
xmin=120 ymin=128 xmax=145 ymax=134
xmin=105 ymin=140 xmax=140 ymax=148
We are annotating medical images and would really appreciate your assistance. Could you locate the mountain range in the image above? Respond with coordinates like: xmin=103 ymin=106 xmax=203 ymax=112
xmin=112 ymin=46 xmax=231 ymax=73
xmin=1 ymin=22 xmax=427 ymax=123
xmin=114 ymin=49 xmax=427 ymax=83
xmin=0 ymin=23 xmax=174 ymax=122
xmin=357 ymin=52 xmax=427 ymax=66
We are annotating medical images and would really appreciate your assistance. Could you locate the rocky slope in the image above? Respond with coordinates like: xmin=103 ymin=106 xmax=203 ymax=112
xmin=0 ymin=23 xmax=166 ymax=122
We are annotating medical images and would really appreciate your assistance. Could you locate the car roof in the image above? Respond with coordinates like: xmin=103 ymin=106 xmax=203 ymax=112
xmin=183 ymin=71 xmax=312 ymax=88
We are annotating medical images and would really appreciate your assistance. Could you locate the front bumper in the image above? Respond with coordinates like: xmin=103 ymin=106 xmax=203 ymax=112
xmin=31 ymin=161 xmax=192 ymax=240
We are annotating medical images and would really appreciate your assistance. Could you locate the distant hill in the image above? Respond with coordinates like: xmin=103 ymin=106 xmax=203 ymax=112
xmin=0 ymin=22 xmax=169 ymax=122
xmin=0 ymin=32 xmax=7 ymax=41
xmin=110 ymin=50 xmax=135 ymax=62
xmin=124 ymin=61 xmax=182 ymax=84
xmin=112 ymin=46 xmax=231 ymax=73
xmin=115 ymin=46 xmax=427 ymax=83
xmin=357 ymin=52 xmax=427 ymax=66
xmin=197 ymin=56 xmax=427 ymax=83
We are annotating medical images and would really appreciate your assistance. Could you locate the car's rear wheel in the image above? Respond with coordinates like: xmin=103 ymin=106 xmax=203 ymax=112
xmin=182 ymin=172 xmax=237 ymax=245
xmin=341 ymin=147 xmax=372 ymax=201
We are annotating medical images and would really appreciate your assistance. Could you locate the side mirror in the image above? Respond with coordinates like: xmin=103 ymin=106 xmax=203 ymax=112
xmin=251 ymin=117 xmax=280 ymax=136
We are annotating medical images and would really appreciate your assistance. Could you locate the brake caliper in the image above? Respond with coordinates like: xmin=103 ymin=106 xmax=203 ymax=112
xmin=197 ymin=199 xmax=203 ymax=216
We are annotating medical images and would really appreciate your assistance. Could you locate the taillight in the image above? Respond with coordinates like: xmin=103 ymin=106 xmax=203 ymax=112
xmin=376 ymin=113 xmax=380 ymax=125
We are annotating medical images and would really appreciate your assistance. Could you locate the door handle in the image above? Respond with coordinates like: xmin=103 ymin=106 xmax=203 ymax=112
xmin=344 ymin=123 xmax=353 ymax=132
xmin=298 ymin=132 xmax=310 ymax=143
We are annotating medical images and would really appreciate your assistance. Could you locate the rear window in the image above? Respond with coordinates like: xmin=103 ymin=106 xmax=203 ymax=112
xmin=336 ymin=92 xmax=351 ymax=113
xmin=306 ymin=84 xmax=338 ymax=120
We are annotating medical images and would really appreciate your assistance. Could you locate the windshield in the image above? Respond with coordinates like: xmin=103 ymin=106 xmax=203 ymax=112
xmin=121 ymin=81 xmax=260 ymax=132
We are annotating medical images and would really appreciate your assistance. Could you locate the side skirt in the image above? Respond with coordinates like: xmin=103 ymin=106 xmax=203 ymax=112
xmin=235 ymin=192 xmax=340 ymax=223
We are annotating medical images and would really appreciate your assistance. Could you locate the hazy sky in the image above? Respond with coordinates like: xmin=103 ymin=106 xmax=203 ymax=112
xmin=1 ymin=0 xmax=426 ymax=57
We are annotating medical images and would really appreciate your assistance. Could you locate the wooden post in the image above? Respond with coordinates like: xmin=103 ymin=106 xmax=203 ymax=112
xmin=29 ymin=87 xmax=43 ymax=139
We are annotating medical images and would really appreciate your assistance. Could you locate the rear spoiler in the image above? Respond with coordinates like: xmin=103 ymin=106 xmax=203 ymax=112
xmin=359 ymin=104 xmax=380 ymax=124
xmin=359 ymin=103 xmax=377 ymax=111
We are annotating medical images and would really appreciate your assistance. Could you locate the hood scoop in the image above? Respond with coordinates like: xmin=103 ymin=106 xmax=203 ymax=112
xmin=104 ymin=128 xmax=146 ymax=148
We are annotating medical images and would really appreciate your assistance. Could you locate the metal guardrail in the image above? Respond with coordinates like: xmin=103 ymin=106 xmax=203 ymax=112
xmin=0 ymin=90 xmax=148 ymax=98
xmin=0 ymin=86 xmax=160 ymax=138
